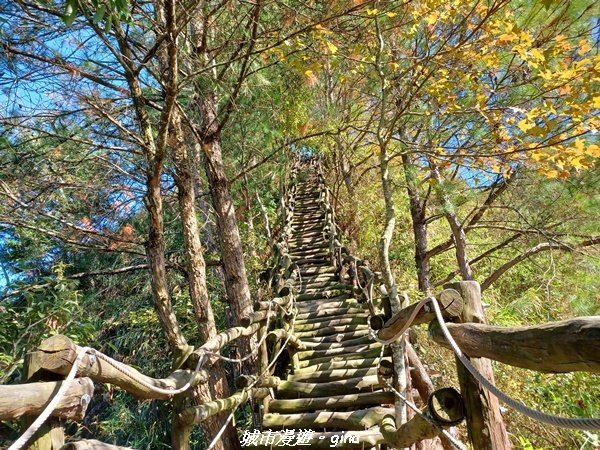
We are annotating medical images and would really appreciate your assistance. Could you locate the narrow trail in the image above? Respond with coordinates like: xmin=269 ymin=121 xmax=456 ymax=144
xmin=257 ymin=165 xmax=395 ymax=446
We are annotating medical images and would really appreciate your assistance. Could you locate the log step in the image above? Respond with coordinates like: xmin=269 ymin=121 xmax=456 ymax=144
xmin=294 ymin=324 xmax=369 ymax=339
xmin=296 ymin=347 xmax=391 ymax=368
xmin=262 ymin=406 xmax=394 ymax=430
xmin=298 ymin=328 xmax=370 ymax=344
xmin=295 ymin=298 xmax=360 ymax=313
xmin=296 ymin=306 xmax=367 ymax=321
xmin=268 ymin=390 xmax=394 ymax=413
xmin=293 ymin=357 xmax=392 ymax=374
xmin=277 ymin=375 xmax=384 ymax=399
xmin=287 ymin=366 xmax=378 ymax=383
xmin=299 ymin=266 xmax=336 ymax=276
xmin=296 ymin=342 xmax=383 ymax=360
xmin=302 ymin=334 xmax=372 ymax=350
xmin=294 ymin=317 xmax=367 ymax=332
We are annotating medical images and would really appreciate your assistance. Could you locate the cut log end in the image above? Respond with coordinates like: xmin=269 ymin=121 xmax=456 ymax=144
xmin=428 ymin=387 xmax=465 ymax=426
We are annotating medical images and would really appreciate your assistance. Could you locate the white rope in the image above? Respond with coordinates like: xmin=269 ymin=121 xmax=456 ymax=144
xmin=430 ymin=297 xmax=600 ymax=431
xmin=205 ymin=295 xmax=298 ymax=450
xmin=367 ymin=298 xmax=431 ymax=345
xmin=9 ymin=346 xmax=91 ymax=450
xmin=381 ymin=374 xmax=468 ymax=450
xmin=95 ymin=349 xmax=208 ymax=396
xmin=202 ymin=300 xmax=275 ymax=364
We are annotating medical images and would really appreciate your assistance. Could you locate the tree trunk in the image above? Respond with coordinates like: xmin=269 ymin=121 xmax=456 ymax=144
xmin=144 ymin=162 xmax=190 ymax=359
xmin=172 ymin=133 xmax=240 ymax=449
xmin=448 ymin=281 xmax=511 ymax=450
xmin=402 ymin=154 xmax=431 ymax=293
xmin=430 ymin=164 xmax=472 ymax=281
xmin=197 ymin=93 xmax=256 ymax=372
xmin=377 ymin=146 xmax=407 ymax=432
xmin=198 ymin=94 xmax=253 ymax=322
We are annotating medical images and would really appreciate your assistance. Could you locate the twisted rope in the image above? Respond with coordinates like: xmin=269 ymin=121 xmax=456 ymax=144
xmin=429 ymin=297 xmax=600 ymax=431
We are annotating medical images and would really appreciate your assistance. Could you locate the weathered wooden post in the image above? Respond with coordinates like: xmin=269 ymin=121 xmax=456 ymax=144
xmin=20 ymin=347 xmax=67 ymax=450
xmin=446 ymin=281 xmax=511 ymax=450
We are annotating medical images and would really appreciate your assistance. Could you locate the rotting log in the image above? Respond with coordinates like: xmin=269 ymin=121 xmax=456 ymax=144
xmin=30 ymin=335 xmax=203 ymax=400
xmin=269 ymin=391 xmax=395 ymax=413
xmin=262 ymin=406 xmax=394 ymax=430
xmin=179 ymin=388 xmax=270 ymax=425
xmin=61 ymin=440 xmax=134 ymax=450
xmin=380 ymin=388 xmax=465 ymax=448
xmin=0 ymin=378 xmax=94 ymax=421
xmin=377 ymin=289 xmax=463 ymax=342
xmin=429 ymin=316 xmax=600 ymax=373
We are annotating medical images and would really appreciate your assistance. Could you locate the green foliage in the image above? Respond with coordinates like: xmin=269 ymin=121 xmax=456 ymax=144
xmin=0 ymin=267 xmax=95 ymax=383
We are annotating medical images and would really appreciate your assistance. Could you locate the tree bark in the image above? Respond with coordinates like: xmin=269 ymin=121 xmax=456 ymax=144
xmin=402 ymin=154 xmax=431 ymax=293
xmin=198 ymin=93 xmax=253 ymax=325
xmin=172 ymin=129 xmax=240 ymax=449
xmin=113 ymin=19 xmax=189 ymax=357
xmin=430 ymin=164 xmax=472 ymax=281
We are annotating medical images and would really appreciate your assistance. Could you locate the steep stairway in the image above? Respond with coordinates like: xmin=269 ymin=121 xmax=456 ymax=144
xmin=258 ymin=166 xmax=396 ymax=447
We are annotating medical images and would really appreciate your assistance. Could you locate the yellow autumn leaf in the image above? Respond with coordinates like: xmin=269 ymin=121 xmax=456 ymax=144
xmin=539 ymin=69 xmax=553 ymax=81
xmin=325 ymin=41 xmax=337 ymax=54
xmin=530 ymin=150 xmax=545 ymax=161
xmin=425 ymin=13 xmax=437 ymax=25
xmin=586 ymin=144 xmax=600 ymax=158
xmin=593 ymin=95 xmax=600 ymax=108
xmin=530 ymin=48 xmax=545 ymax=62
xmin=573 ymin=138 xmax=585 ymax=153
xmin=386 ymin=12 xmax=397 ymax=17
xmin=499 ymin=33 xmax=517 ymax=43
xmin=389 ymin=62 xmax=400 ymax=71
xmin=367 ymin=8 xmax=378 ymax=16
xmin=577 ymin=40 xmax=592 ymax=56
xmin=517 ymin=119 xmax=534 ymax=133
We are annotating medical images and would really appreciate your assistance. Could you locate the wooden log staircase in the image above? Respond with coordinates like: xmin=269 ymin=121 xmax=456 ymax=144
xmin=257 ymin=166 xmax=396 ymax=447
